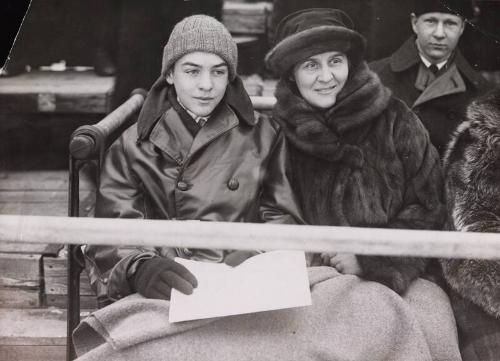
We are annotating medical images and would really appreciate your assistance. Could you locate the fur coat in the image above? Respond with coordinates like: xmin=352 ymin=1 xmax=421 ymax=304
xmin=442 ymin=87 xmax=500 ymax=319
xmin=273 ymin=62 xmax=446 ymax=295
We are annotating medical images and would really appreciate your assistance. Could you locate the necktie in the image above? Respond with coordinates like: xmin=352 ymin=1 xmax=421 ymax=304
xmin=198 ymin=117 xmax=208 ymax=127
xmin=428 ymin=64 xmax=439 ymax=75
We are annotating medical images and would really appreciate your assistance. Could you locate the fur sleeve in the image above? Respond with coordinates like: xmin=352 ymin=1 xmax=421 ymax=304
xmin=441 ymin=94 xmax=500 ymax=319
xmin=358 ymin=99 xmax=446 ymax=295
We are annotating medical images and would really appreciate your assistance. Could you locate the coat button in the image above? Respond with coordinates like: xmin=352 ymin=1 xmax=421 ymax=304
xmin=227 ymin=178 xmax=239 ymax=191
xmin=177 ymin=181 xmax=189 ymax=191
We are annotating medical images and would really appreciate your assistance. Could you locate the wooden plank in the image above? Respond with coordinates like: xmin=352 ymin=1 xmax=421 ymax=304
xmin=0 ymin=190 xmax=70 ymax=203
xmin=0 ymin=170 xmax=95 ymax=191
xmin=0 ymin=308 xmax=66 ymax=346
xmin=0 ymin=71 xmax=114 ymax=95
xmin=223 ymin=1 xmax=272 ymax=34
xmin=0 ymin=243 xmax=62 ymax=255
xmin=0 ymin=189 xmax=94 ymax=217
xmin=0 ymin=93 xmax=110 ymax=114
xmin=0 ymin=71 xmax=114 ymax=114
xmin=43 ymin=243 xmax=98 ymax=310
xmin=0 ymin=203 xmax=68 ymax=217
xmin=0 ymin=345 xmax=65 ymax=361
xmin=45 ymin=294 xmax=97 ymax=310
xmin=0 ymin=289 xmax=40 ymax=308
xmin=0 ymin=254 xmax=41 ymax=288
xmin=0 ymin=254 xmax=41 ymax=308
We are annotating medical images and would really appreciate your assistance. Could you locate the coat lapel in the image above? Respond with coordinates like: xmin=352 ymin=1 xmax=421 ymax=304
xmin=149 ymin=107 xmax=194 ymax=165
xmin=187 ymin=104 xmax=239 ymax=159
xmin=413 ymin=63 xmax=466 ymax=107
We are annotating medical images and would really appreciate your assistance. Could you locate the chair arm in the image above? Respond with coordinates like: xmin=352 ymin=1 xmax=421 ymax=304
xmin=69 ymin=89 xmax=147 ymax=160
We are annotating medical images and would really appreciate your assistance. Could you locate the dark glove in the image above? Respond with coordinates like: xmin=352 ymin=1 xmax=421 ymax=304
xmin=224 ymin=250 xmax=260 ymax=267
xmin=132 ymin=257 xmax=198 ymax=300
xmin=357 ymin=256 xmax=427 ymax=295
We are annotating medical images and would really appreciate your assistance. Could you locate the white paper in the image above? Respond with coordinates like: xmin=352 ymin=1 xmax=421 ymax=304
xmin=169 ymin=250 xmax=312 ymax=323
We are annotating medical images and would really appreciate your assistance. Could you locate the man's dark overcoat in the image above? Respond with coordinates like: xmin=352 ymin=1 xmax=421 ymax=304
xmin=370 ymin=37 xmax=490 ymax=157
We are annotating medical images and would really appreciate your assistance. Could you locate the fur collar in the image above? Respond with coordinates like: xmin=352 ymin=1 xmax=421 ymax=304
xmin=273 ymin=62 xmax=391 ymax=168
xmin=444 ymin=87 xmax=500 ymax=168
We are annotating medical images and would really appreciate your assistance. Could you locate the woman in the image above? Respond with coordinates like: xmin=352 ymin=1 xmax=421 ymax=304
xmin=266 ymin=8 xmax=446 ymax=294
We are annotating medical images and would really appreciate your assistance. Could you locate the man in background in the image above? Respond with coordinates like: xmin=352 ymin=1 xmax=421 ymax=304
xmin=370 ymin=0 xmax=490 ymax=157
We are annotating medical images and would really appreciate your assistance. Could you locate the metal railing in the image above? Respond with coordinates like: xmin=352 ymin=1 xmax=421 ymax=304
xmin=1 ymin=214 xmax=500 ymax=260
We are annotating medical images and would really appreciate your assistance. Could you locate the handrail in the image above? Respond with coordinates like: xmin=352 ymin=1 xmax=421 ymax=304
xmin=69 ymin=89 xmax=147 ymax=160
xmin=1 ymin=215 xmax=500 ymax=260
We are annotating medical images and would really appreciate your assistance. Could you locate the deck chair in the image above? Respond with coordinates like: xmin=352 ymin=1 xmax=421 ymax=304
xmin=66 ymin=89 xmax=146 ymax=361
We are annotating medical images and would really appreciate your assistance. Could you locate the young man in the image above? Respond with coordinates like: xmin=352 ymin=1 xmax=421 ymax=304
xmin=370 ymin=0 xmax=490 ymax=157
xmin=84 ymin=15 xmax=303 ymax=307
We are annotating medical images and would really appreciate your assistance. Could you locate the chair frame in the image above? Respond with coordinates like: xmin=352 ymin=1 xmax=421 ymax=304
xmin=67 ymin=89 xmax=146 ymax=360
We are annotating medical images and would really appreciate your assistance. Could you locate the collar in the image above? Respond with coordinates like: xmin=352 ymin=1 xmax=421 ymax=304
xmin=136 ymin=75 xmax=256 ymax=142
xmin=176 ymin=96 xmax=210 ymax=125
xmin=389 ymin=37 xmax=487 ymax=89
xmin=419 ymin=54 xmax=447 ymax=70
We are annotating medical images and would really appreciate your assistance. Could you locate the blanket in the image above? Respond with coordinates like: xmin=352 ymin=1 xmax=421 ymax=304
xmin=73 ymin=267 xmax=461 ymax=361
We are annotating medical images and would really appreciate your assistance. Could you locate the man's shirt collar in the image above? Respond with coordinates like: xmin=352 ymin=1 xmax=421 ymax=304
xmin=177 ymin=97 xmax=210 ymax=126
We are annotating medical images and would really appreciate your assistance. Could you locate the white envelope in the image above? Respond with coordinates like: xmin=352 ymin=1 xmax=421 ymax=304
xmin=169 ymin=250 xmax=312 ymax=323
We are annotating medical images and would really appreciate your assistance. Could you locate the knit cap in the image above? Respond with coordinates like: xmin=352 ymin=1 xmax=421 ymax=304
xmin=161 ymin=15 xmax=238 ymax=81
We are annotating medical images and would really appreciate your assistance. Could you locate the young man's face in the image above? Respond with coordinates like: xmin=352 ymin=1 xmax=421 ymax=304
xmin=167 ymin=52 xmax=229 ymax=117
xmin=411 ymin=12 xmax=465 ymax=63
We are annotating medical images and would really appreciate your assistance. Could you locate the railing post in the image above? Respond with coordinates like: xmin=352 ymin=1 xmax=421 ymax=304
xmin=67 ymin=156 xmax=84 ymax=361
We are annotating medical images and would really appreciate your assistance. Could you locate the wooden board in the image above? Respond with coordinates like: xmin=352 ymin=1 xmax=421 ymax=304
xmin=0 ymin=346 xmax=65 ymax=361
xmin=0 ymin=254 xmax=41 ymax=308
xmin=0 ymin=308 xmax=66 ymax=346
xmin=0 ymin=170 xmax=96 ymax=191
xmin=0 ymin=243 xmax=62 ymax=255
xmin=43 ymin=255 xmax=97 ymax=309
xmin=0 ymin=71 xmax=114 ymax=114
xmin=223 ymin=1 xmax=272 ymax=34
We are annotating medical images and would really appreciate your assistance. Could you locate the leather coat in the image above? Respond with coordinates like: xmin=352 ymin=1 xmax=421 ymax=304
xmin=84 ymin=77 xmax=303 ymax=307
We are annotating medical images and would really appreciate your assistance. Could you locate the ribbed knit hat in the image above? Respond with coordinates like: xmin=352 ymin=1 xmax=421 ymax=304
xmin=265 ymin=8 xmax=366 ymax=76
xmin=161 ymin=15 xmax=238 ymax=81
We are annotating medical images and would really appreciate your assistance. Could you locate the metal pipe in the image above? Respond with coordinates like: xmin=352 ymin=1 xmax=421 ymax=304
xmin=250 ymin=96 xmax=276 ymax=110
xmin=1 ymin=215 xmax=500 ymax=259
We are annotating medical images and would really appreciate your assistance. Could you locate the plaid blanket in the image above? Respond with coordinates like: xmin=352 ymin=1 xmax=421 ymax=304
xmin=449 ymin=290 xmax=500 ymax=361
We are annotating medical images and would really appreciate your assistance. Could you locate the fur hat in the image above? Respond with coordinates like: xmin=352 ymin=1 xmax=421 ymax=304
xmin=265 ymin=8 xmax=366 ymax=76
xmin=161 ymin=15 xmax=238 ymax=81
xmin=413 ymin=0 xmax=477 ymax=19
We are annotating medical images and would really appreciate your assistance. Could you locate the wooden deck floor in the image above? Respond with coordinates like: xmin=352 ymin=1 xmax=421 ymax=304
xmin=0 ymin=169 xmax=96 ymax=361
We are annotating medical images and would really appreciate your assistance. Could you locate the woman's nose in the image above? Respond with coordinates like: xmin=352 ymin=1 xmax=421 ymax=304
xmin=317 ymin=66 xmax=334 ymax=82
